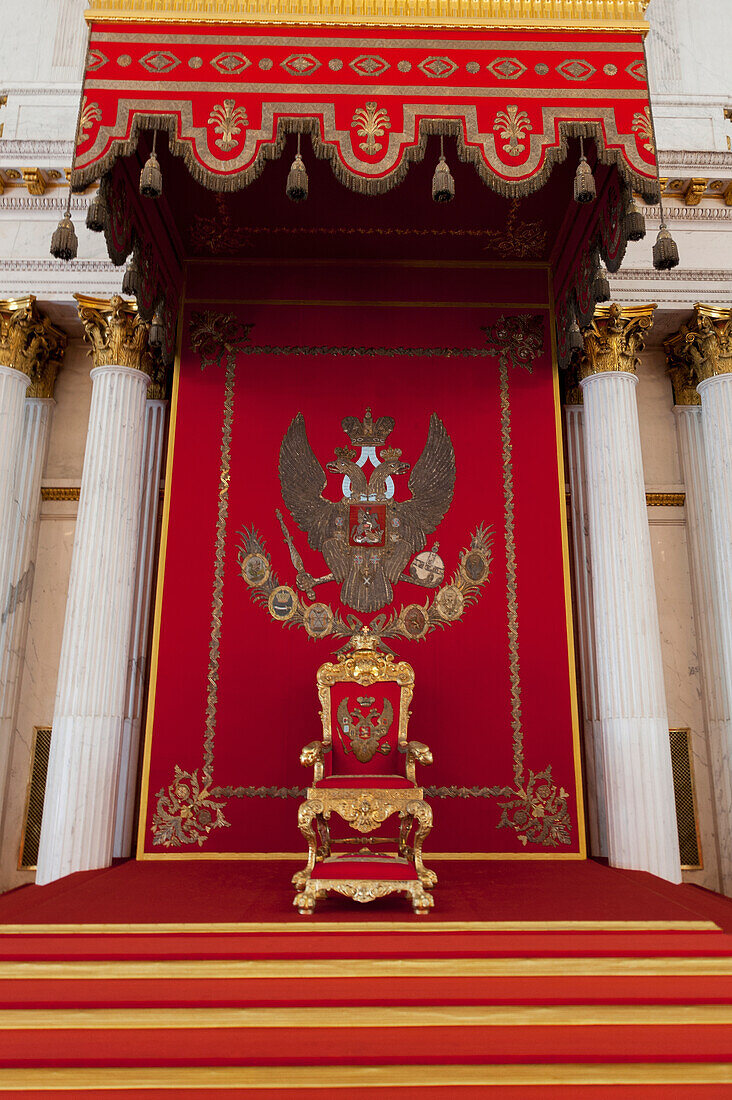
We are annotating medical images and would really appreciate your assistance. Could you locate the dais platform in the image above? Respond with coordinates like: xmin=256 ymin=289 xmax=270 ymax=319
xmin=0 ymin=858 xmax=731 ymax=1095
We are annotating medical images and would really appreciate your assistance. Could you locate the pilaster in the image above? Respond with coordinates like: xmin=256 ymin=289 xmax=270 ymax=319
xmin=36 ymin=295 xmax=151 ymax=884
xmin=578 ymin=303 xmax=681 ymax=883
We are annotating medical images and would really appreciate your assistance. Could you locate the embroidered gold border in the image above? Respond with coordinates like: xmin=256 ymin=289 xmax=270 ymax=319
xmin=0 ymin=919 xmax=718 ymax=934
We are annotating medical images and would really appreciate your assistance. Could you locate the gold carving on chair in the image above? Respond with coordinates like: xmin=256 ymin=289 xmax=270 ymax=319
xmin=293 ymin=633 xmax=436 ymax=915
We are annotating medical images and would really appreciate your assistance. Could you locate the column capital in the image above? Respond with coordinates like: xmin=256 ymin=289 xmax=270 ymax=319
xmin=663 ymin=304 xmax=732 ymax=403
xmin=0 ymin=296 xmax=67 ymax=395
xmin=578 ymin=303 xmax=656 ymax=382
xmin=75 ymin=294 xmax=153 ymax=375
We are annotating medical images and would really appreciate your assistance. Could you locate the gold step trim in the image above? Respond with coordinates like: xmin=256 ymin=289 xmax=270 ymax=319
xmin=1 ymin=1004 xmax=731 ymax=1030
xmin=0 ymin=919 xmax=720 ymax=935
xmin=3 ymin=956 xmax=732 ymax=981
xmin=0 ymin=1063 xmax=730 ymax=1089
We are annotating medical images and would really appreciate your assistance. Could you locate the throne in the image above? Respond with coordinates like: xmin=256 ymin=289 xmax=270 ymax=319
xmin=293 ymin=630 xmax=436 ymax=915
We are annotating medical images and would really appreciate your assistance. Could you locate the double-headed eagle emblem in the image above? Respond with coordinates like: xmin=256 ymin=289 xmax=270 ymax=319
xmin=238 ymin=407 xmax=492 ymax=644
xmin=278 ymin=408 xmax=455 ymax=613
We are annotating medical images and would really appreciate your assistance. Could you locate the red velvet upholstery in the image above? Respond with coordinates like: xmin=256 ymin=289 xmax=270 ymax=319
xmin=314 ymin=775 xmax=413 ymax=789
xmin=317 ymin=854 xmax=418 ymax=881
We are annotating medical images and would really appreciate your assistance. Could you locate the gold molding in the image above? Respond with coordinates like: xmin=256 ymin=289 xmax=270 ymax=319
xmin=0 ymin=1064 xmax=730 ymax=1089
xmin=0 ymin=918 xmax=717 ymax=934
xmin=0 ymin=296 xmax=67 ymax=395
xmin=646 ymin=492 xmax=685 ymax=507
xmin=1 ymin=1004 xmax=729 ymax=1030
xmin=40 ymin=487 xmax=81 ymax=502
xmin=84 ymin=0 xmax=649 ymax=31
xmin=3 ymin=954 xmax=729 ymax=980
xmin=579 ymin=302 xmax=656 ymax=380
xmin=75 ymin=293 xmax=153 ymax=374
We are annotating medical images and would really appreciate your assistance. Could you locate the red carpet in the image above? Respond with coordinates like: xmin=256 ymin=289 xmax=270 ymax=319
xmin=0 ymin=858 xmax=730 ymax=1095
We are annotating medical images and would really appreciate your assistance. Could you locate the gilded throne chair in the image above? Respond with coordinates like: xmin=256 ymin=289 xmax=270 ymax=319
xmin=293 ymin=630 xmax=436 ymax=915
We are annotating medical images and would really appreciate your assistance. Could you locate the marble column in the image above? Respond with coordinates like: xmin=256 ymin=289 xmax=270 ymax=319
xmin=564 ymin=398 xmax=607 ymax=857
xmin=36 ymin=296 xmax=152 ymax=885
xmin=579 ymin=304 xmax=681 ymax=883
xmin=666 ymin=306 xmax=732 ymax=893
xmin=0 ymin=299 xmax=66 ymax=824
xmin=113 ymin=394 xmax=167 ymax=859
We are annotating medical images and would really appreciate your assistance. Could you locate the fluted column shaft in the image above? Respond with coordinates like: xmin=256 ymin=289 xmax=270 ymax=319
xmin=564 ymin=404 xmax=607 ymax=857
xmin=580 ymin=370 xmax=680 ymax=882
xmin=36 ymin=364 xmax=149 ymax=884
xmin=0 ymin=397 xmax=54 ymax=818
xmin=0 ymin=367 xmax=32 ymax=666
xmin=113 ymin=398 xmax=167 ymax=858
xmin=674 ymin=404 xmax=731 ymax=892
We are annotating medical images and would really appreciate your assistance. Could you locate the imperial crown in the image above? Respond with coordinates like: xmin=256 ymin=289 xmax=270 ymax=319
xmin=341 ymin=407 xmax=395 ymax=446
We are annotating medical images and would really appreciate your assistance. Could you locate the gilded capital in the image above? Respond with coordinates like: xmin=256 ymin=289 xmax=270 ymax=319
xmin=75 ymin=294 xmax=153 ymax=375
xmin=0 ymin=296 xmax=67 ymax=396
xmin=578 ymin=303 xmax=656 ymax=381
xmin=663 ymin=305 xmax=732 ymax=402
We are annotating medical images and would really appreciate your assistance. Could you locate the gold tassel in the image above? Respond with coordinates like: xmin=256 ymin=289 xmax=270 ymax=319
xmin=50 ymin=204 xmax=78 ymax=261
xmin=592 ymin=264 xmax=611 ymax=303
xmin=149 ymin=309 xmax=164 ymax=349
xmin=653 ymin=224 xmax=680 ymax=270
xmin=624 ymin=196 xmax=646 ymax=242
xmin=432 ymin=136 xmax=455 ymax=203
xmin=122 ymin=254 xmax=140 ymax=297
xmin=568 ymin=320 xmax=584 ymax=352
xmin=286 ymin=134 xmax=308 ymax=202
xmin=85 ymin=191 xmax=105 ymax=233
xmin=139 ymin=131 xmax=163 ymax=199
xmin=573 ymin=137 xmax=596 ymax=204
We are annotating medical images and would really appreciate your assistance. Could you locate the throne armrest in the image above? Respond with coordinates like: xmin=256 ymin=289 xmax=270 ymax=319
xmin=400 ymin=740 xmax=433 ymax=783
xmin=300 ymin=740 xmax=330 ymax=782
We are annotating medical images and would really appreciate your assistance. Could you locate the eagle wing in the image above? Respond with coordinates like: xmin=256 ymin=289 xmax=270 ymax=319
xmin=391 ymin=413 xmax=456 ymax=557
xmin=279 ymin=413 xmax=336 ymax=550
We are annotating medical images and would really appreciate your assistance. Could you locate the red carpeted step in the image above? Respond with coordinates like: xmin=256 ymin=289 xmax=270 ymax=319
xmin=1 ymin=972 xmax=732 ymax=1010
xmin=0 ymin=1015 xmax=731 ymax=1066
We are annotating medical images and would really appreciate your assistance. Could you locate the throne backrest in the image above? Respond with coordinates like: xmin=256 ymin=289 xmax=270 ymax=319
xmin=317 ymin=645 xmax=414 ymax=778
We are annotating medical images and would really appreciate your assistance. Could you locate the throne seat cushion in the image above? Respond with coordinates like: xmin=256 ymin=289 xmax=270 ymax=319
xmin=315 ymin=853 xmax=418 ymax=881
xmin=314 ymin=774 xmax=415 ymax=790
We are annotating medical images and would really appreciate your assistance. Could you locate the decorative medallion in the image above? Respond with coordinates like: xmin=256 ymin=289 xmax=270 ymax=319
xmin=211 ymin=52 xmax=251 ymax=75
xmin=487 ymin=57 xmax=527 ymax=81
xmin=626 ymin=60 xmax=646 ymax=81
xmin=139 ymin=50 xmax=180 ymax=74
xmin=418 ymin=56 xmax=458 ymax=79
xmin=556 ymin=59 xmax=596 ymax=81
xmin=240 ymin=551 xmax=270 ymax=587
xmin=86 ymin=50 xmax=108 ymax=72
xmin=281 ymin=53 xmax=321 ymax=76
xmin=268 ymin=585 xmax=298 ymax=621
xmin=350 ymin=55 xmax=389 ymax=77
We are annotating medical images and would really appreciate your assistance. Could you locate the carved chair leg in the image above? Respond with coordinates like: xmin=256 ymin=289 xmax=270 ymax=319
xmin=293 ymin=798 xmax=324 ymax=889
xmin=317 ymin=815 xmax=332 ymax=860
xmin=293 ymin=881 xmax=318 ymax=915
xmin=398 ymin=811 xmax=412 ymax=858
xmin=407 ymin=799 xmax=438 ymax=889
xmin=410 ymin=881 xmax=434 ymax=915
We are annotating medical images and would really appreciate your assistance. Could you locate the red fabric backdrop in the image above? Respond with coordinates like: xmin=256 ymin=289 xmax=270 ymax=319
xmin=139 ymin=260 xmax=584 ymax=856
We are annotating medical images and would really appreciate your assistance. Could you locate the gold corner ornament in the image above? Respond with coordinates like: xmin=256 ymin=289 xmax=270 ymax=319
xmin=663 ymin=304 xmax=732 ymax=401
xmin=237 ymin=405 xmax=493 ymax=647
xmin=84 ymin=0 xmax=649 ymax=31
xmin=74 ymin=293 xmax=153 ymax=374
xmin=0 ymin=296 xmax=67 ymax=396
xmin=578 ymin=302 xmax=656 ymax=380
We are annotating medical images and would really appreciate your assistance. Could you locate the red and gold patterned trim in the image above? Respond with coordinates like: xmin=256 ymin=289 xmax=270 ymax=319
xmin=73 ymin=24 xmax=658 ymax=197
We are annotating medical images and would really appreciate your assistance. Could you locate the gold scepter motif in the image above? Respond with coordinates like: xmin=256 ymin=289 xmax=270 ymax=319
xmin=276 ymin=508 xmax=316 ymax=600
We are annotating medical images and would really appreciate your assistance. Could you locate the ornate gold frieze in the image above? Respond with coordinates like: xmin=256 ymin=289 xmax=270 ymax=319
xmin=84 ymin=0 xmax=649 ymax=30
xmin=75 ymin=293 xmax=153 ymax=374
xmin=578 ymin=303 xmax=656 ymax=379
xmin=40 ymin=487 xmax=81 ymax=501
xmin=663 ymin=304 xmax=732 ymax=399
xmin=0 ymin=296 xmax=67 ymax=395
xmin=646 ymin=492 xmax=685 ymax=507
